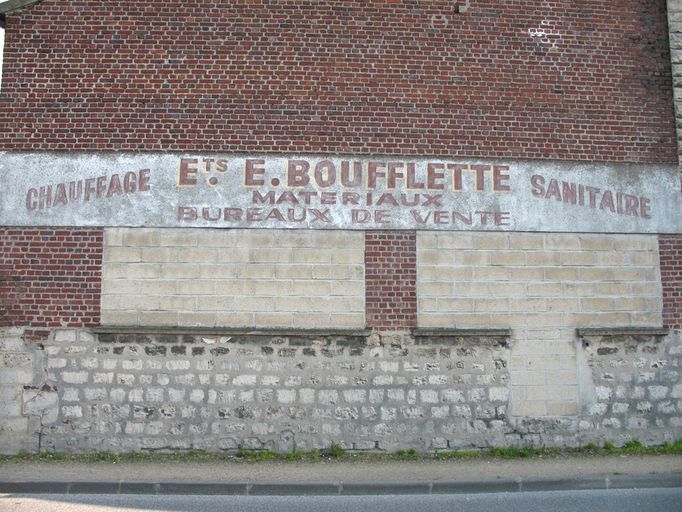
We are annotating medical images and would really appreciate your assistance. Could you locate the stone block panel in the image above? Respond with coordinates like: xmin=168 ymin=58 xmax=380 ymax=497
xmin=418 ymin=233 xmax=661 ymax=331
xmin=101 ymin=228 xmax=365 ymax=329
xmin=417 ymin=232 xmax=663 ymax=418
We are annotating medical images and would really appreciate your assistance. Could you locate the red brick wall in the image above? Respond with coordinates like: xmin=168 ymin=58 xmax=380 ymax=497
xmin=0 ymin=228 xmax=103 ymax=340
xmin=365 ymin=231 xmax=417 ymax=331
xmin=660 ymin=235 xmax=682 ymax=329
xmin=0 ymin=0 xmax=674 ymax=163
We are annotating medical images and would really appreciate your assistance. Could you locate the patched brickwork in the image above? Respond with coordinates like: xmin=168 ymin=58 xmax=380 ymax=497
xmin=660 ymin=235 xmax=682 ymax=329
xmin=0 ymin=228 xmax=103 ymax=340
xmin=0 ymin=1 xmax=675 ymax=162
xmin=365 ymin=231 xmax=417 ymax=331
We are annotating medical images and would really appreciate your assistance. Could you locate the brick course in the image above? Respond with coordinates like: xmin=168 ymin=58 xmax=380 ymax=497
xmin=660 ymin=234 xmax=682 ymax=329
xmin=365 ymin=231 xmax=417 ymax=331
xmin=0 ymin=228 xmax=103 ymax=340
xmin=0 ymin=0 xmax=675 ymax=162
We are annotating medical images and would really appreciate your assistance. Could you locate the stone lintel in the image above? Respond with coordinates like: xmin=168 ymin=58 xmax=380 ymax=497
xmin=411 ymin=328 xmax=512 ymax=338
xmin=576 ymin=327 xmax=669 ymax=338
xmin=93 ymin=325 xmax=372 ymax=339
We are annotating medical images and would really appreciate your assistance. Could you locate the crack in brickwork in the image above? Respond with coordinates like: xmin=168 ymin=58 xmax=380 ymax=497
xmin=660 ymin=234 xmax=682 ymax=329
xmin=0 ymin=228 xmax=104 ymax=340
xmin=365 ymin=231 xmax=417 ymax=331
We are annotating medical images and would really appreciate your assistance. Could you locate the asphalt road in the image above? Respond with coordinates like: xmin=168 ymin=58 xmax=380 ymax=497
xmin=2 ymin=488 xmax=682 ymax=512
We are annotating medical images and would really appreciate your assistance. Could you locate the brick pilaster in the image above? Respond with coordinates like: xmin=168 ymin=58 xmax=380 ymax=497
xmin=660 ymin=234 xmax=682 ymax=329
xmin=365 ymin=231 xmax=417 ymax=331
xmin=0 ymin=227 xmax=103 ymax=340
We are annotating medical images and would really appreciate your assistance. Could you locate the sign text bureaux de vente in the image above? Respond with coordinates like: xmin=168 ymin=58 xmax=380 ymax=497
xmin=1 ymin=153 xmax=681 ymax=233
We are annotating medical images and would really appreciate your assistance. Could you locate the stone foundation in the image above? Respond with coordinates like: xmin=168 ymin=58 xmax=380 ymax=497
xmin=2 ymin=326 xmax=680 ymax=454
xmin=577 ymin=328 xmax=682 ymax=446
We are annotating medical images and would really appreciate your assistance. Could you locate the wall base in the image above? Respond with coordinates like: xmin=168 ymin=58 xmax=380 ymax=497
xmin=1 ymin=327 xmax=680 ymax=454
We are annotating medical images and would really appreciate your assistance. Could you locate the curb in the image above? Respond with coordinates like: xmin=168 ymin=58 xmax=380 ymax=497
xmin=1 ymin=474 xmax=680 ymax=496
